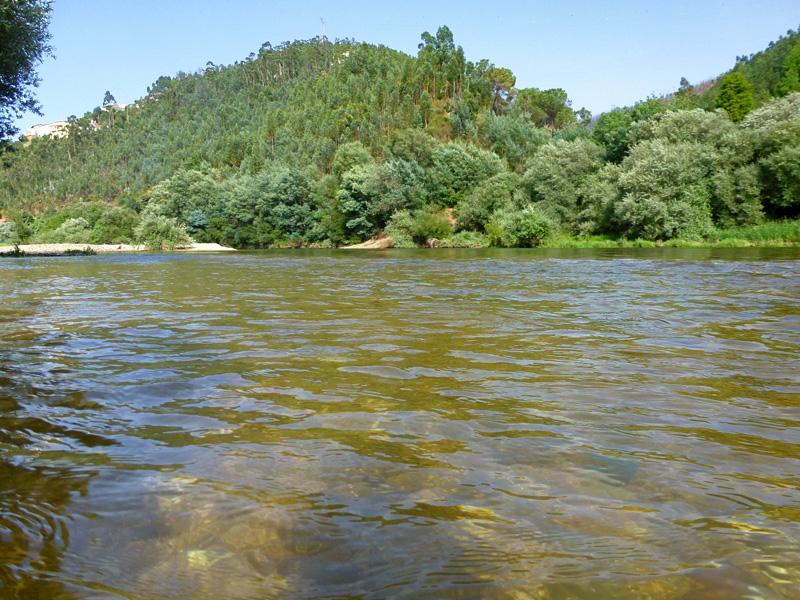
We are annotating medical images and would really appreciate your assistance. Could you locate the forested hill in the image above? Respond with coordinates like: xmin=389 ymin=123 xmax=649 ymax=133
xmin=1 ymin=26 xmax=799 ymax=250
xmin=3 ymin=29 xmax=579 ymax=210
xmin=3 ymin=38 xmax=414 ymax=204
xmin=700 ymin=27 xmax=800 ymax=108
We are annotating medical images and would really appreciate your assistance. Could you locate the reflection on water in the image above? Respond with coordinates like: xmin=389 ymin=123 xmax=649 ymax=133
xmin=1 ymin=248 xmax=799 ymax=599
xmin=0 ymin=303 xmax=97 ymax=599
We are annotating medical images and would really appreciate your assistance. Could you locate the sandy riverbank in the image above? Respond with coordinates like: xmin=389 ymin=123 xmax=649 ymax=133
xmin=0 ymin=243 xmax=236 ymax=255
xmin=342 ymin=237 xmax=394 ymax=249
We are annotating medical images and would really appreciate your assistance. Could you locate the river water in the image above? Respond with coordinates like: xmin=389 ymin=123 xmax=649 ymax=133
xmin=1 ymin=248 xmax=799 ymax=599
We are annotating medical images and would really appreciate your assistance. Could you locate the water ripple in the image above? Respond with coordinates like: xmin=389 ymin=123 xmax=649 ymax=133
xmin=1 ymin=248 xmax=799 ymax=598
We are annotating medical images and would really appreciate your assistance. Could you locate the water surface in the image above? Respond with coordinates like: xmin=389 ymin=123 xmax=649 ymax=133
xmin=1 ymin=248 xmax=799 ymax=599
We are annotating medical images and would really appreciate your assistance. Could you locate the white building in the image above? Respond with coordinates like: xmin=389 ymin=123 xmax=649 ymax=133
xmin=24 ymin=121 xmax=70 ymax=139
xmin=102 ymin=102 xmax=131 ymax=112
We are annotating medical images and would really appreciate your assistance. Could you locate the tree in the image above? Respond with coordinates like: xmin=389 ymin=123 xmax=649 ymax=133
xmin=484 ymin=66 xmax=516 ymax=114
xmin=456 ymin=172 xmax=521 ymax=232
xmin=613 ymin=140 xmax=716 ymax=240
xmin=523 ymin=138 xmax=604 ymax=230
xmin=761 ymin=144 xmax=800 ymax=211
xmin=515 ymin=87 xmax=575 ymax=129
xmin=478 ymin=112 xmax=550 ymax=172
xmin=417 ymin=25 xmax=465 ymax=100
xmin=387 ymin=128 xmax=437 ymax=167
xmin=102 ymin=90 xmax=116 ymax=107
xmin=331 ymin=141 xmax=373 ymax=178
xmin=778 ymin=40 xmax=800 ymax=95
xmin=0 ymin=0 xmax=53 ymax=139
xmin=575 ymin=107 xmax=592 ymax=125
xmin=743 ymin=94 xmax=800 ymax=215
xmin=426 ymin=142 xmax=503 ymax=206
xmin=592 ymin=108 xmax=633 ymax=163
xmin=361 ymin=159 xmax=424 ymax=228
xmin=336 ymin=164 xmax=377 ymax=241
xmin=628 ymin=108 xmax=734 ymax=147
xmin=717 ymin=72 xmax=754 ymax=122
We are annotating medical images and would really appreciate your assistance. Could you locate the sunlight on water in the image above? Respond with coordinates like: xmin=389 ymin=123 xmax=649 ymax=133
xmin=1 ymin=248 xmax=799 ymax=599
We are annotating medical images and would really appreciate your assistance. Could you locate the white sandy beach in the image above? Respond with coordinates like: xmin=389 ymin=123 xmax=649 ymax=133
xmin=0 ymin=242 xmax=236 ymax=255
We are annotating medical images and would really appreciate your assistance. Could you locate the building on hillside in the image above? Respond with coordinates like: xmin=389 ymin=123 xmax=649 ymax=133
xmin=24 ymin=121 xmax=70 ymax=139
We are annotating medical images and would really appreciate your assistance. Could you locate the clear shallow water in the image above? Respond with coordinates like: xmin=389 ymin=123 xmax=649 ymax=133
xmin=1 ymin=248 xmax=799 ymax=599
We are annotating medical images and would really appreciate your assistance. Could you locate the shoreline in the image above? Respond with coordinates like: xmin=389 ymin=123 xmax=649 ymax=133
xmin=2 ymin=240 xmax=798 ymax=256
xmin=0 ymin=242 xmax=236 ymax=256
xmin=341 ymin=238 xmax=800 ymax=250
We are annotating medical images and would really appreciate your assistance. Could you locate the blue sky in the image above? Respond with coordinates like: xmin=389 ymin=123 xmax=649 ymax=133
xmin=15 ymin=0 xmax=800 ymax=133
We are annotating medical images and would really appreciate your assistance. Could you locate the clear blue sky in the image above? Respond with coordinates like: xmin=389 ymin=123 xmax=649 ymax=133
xmin=15 ymin=0 xmax=800 ymax=133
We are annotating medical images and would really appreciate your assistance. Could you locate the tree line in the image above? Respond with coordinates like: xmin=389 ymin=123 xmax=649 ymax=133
xmin=1 ymin=25 xmax=799 ymax=249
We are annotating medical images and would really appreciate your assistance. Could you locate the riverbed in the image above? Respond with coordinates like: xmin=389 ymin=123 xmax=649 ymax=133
xmin=1 ymin=248 xmax=799 ymax=598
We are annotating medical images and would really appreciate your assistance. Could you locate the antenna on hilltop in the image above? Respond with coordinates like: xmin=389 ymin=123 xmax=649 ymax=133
xmin=320 ymin=17 xmax=327 ymax=44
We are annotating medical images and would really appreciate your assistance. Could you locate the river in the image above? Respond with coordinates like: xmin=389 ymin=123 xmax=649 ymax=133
xmin=1 ymin=248 xmax=799 ymax=599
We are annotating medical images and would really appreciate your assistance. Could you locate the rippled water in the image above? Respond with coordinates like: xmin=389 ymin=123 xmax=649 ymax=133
xmin=1 ymin=248 xmax=799 ymax=599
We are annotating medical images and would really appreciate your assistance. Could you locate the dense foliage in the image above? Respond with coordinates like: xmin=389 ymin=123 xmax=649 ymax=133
xmin=1 ymin=26 xmax=798 ymax=248
xmin=0 ymin=0 xmax=52 ymax=139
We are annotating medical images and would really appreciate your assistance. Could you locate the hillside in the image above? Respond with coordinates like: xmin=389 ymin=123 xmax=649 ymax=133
xmin=1 ymin=26 xmax=798 ymax=250
xmin=707 ymin=27 xmax=800 ymax=107
xmin=3 ymin=38 xmax=418 ymax=207
xmin=4 ymin=29 xmax=569 ymax=211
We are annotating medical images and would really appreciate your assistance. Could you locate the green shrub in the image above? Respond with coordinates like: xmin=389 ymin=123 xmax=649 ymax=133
xmin=439 ymin=231 xmax=491 ymax=248
xmin=31 ymin=210 xmax=71 ymax=239
xmin=741 ymin=92 xmax=800 ymax=130
xmin=384 ymin=209 xmax=453 ymax=246
xmin=0 ymin=222 xmax=20 ymax=245
xmin=740 ymin=95 xmax=800 ymax=216
xmin=45 ymin=218 xmax=93 ymax=244
xmin=613 ymin=193 xmax=710 ymax=241
xmin=456 ymin=172 xmax=521 ymax=232
xmin=488 ymin=205 xmax=555 ymax=247
xmin=214 ymin=166 xmax=319 ymax=247
xmin=409 ymin=209 xmax=452 ymax=245
xmin=30 ymin=201 xmax=142 ymax=244
xmin=383 ymin=210 xmax=416 ymax=248
xmin=91 ymin=206 xmax=139 ymax=243
xmin=134 ymin=215 xmax=192 ymax=250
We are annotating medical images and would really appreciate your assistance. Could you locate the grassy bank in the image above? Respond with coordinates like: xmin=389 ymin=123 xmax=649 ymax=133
xmin=423 ymin=219 xmax=800 ymax=249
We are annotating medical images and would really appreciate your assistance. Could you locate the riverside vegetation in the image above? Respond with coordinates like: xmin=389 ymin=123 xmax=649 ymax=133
xmin=2 ymin=26 xmax=800 ymax=249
